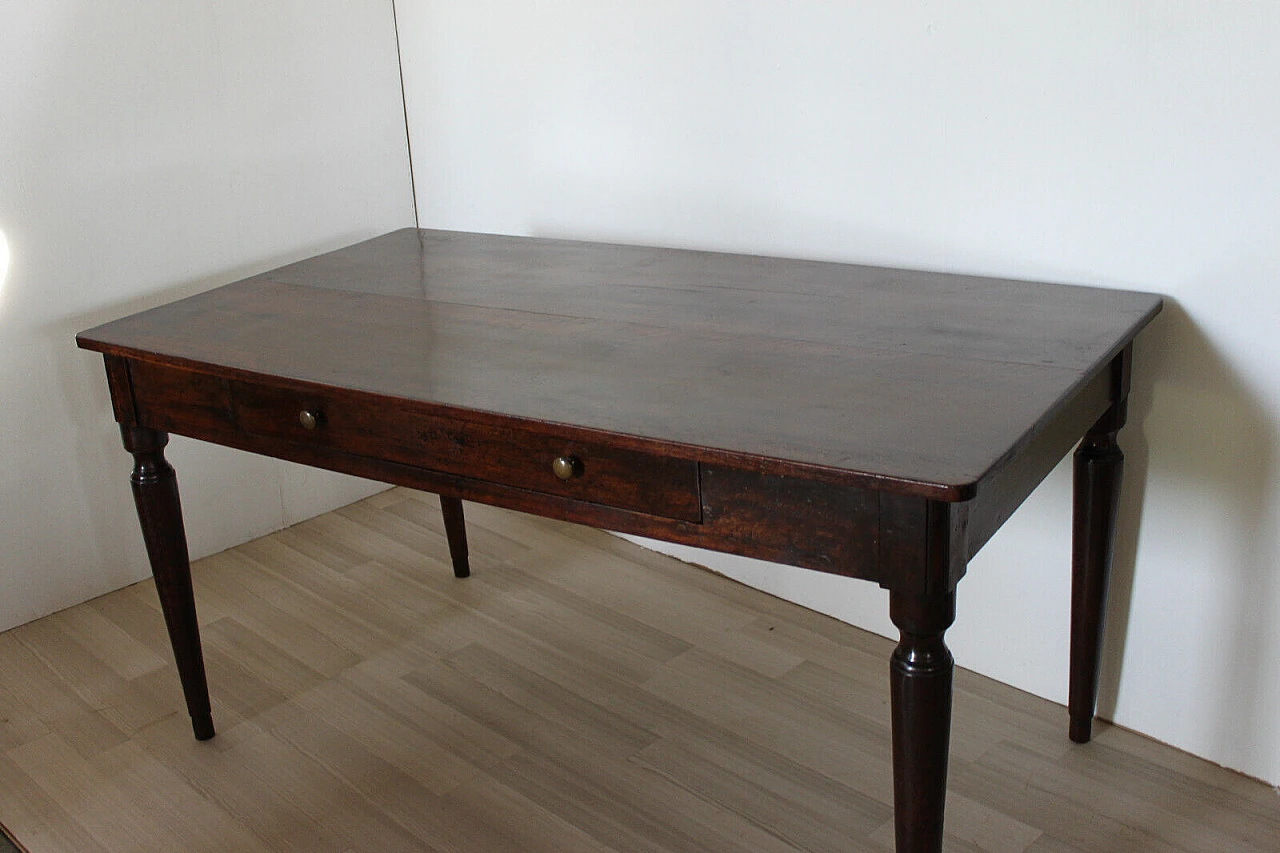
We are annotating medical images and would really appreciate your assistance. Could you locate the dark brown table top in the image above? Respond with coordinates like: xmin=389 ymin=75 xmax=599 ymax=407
xmin=78 ymin=229 xmax=1161 ymax=500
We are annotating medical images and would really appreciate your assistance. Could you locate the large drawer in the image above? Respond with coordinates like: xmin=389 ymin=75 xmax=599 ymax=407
xmin=129 ymin=360 xmax=702 ymax=522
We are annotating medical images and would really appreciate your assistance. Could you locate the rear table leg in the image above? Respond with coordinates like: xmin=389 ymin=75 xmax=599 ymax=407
xmin=1069 ymin=415 xmax=1124 ymax=743
xmin=439 ymin=495 xmax=470 ymax=578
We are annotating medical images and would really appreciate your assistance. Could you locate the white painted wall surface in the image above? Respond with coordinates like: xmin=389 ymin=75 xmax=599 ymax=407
xmin=0 ymin=2 xmax=412 ymax=631
xmin=395 ymin=1 xmax=1280 ymax=784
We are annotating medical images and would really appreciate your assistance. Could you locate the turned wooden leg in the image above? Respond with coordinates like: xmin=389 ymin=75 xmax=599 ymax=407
xmin=889 ymin=590 xmax=956 ymax=853
xmin=122 ymin=427 xmax=215 ymax=741
xmin=1069 ymin=414 xmax=1124 ymax=743
xmin=439 ymin=495 xmax=470 ymax=578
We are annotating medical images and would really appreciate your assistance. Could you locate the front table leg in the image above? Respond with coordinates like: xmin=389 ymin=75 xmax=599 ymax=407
xmin=1068 ymin=412 xmax=1125 ymax=743
xmin=889 ymin=590 xmax=956 ymax=853
xmin=122 ymin=427 xmax=215 ymax=741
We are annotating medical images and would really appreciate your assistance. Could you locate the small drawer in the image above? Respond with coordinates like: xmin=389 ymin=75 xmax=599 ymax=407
xmin=231 ymin=379 xmax=702 ymax=522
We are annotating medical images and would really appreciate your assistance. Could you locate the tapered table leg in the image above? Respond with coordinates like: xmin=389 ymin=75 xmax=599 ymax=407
xmin=122 ymin=426 xmax=215 ymax=741
xmin=889 ymin=590 xmax=956 ymax=853
xmin=1069 ymin=413 xmax=1124 ymax=743
xmin=439 ymin=495 xmax=470 ymax=578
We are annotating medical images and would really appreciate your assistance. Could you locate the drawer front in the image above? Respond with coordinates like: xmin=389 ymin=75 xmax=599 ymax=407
xmin=232 ymin=381 xmax=700 ymax=521
xmin=228 ymin=374 xmax=700 ymax=523
xmin=130 ymin=361 xmax=700 ymax=521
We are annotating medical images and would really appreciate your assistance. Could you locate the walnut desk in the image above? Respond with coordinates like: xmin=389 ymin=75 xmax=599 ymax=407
xmin=78 ymin=229 xmax=1162 ymax=853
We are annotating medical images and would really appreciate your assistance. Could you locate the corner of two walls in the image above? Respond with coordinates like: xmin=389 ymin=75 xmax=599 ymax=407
xmin=0 ymin=2 xmax=413 ymax=632
xmin=392 ymin=1 xmax=1280 ymax=787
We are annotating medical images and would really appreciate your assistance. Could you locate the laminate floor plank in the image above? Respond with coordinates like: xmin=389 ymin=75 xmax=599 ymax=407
xmin=0 ymin=753 xmax=112 ymax=853
xmin=234 ymin=542 xmax=438 ymax=657
xmin=86 ymin=583 xmax=172 ymax=656
xmin=44 ymin=606 xmax=169 ymax=682
xmin=641 ymin=647 xmax=896 ymax=802
xmin=285 ymin=678 xmax=491 ymax=797
xmin=494 ymin=549 xmax=807 ymax=679
xmin=631 ymin=733 xmax=891 ymax=849
xmin=0 ymin=487 xmax=1275 ymax=853
xmin=339 ymin=654 xmax=522 ymax=770
xmin=497 ymin=746 xmax=812 ymax=853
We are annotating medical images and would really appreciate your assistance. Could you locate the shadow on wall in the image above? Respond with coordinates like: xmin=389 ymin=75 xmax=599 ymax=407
xmin=0 ymin=227 xmax=9 ymax=300
xmin=42 ymin=237 xmax=370 ymax=603
xmin=39 ymin=282 xmax=251 ymax=605
xmin=1094 ymin=297 xmax=1277 ymax=770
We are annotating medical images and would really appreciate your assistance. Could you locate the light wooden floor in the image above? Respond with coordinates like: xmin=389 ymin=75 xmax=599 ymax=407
xmin=0 ymin=488 xmax=1276 ymax=853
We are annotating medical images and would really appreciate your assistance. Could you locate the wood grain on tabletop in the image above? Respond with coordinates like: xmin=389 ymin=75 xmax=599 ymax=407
xmin=76 ymin=230 xmax=1162 ymax=497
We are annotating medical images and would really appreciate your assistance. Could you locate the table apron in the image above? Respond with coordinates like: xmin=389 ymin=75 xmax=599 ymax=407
xmin=114 ymin=356 xmax=890 ymax=585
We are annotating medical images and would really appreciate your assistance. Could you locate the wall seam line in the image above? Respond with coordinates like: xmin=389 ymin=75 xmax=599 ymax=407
xmin=390 ymin=0 xmax=420 ymax=228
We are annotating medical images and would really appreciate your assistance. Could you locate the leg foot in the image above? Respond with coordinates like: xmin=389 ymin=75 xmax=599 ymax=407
xmin=1069 ymin=423 xmax=1124 ymax=743
xmin=122 ymin=427 xmax=215 ymax=741
xmin=192 ymin=712 xmax=216 ymax=741
xmin=439 ymin=495 xmax=470 ymax=578
xmin=889 ymin=590 xmax=956 ymax=853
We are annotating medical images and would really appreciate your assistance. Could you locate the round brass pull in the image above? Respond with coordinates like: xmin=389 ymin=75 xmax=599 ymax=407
xmin=551 ymin=455 xmax=579 ymax=481
xmin=299 ymin=410 xmax=320 ymax=430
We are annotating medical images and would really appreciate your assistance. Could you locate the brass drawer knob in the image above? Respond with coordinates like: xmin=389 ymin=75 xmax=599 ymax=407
xmin=299 ymin=409 xmax=320 ymax=430
xmin=551 ymin=455 xmax=579 ymax=481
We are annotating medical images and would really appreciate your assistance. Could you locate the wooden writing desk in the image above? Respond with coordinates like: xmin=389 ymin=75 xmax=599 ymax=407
xmin=78 ymin=229 xmax=1162 ymax=852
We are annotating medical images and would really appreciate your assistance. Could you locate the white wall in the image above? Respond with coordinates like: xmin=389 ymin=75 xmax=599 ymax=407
xmin=396 ymin=1 xmax=1280 ymax=785
xmin=0 ymin=2 xmax=412 ymax=630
